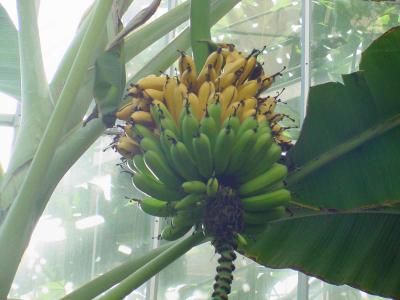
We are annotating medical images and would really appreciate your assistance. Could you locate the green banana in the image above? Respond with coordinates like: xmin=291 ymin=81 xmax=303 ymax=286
xmin=225 ymin=128 xmax=256 ymax=174
xmin=149 ymin=103 xmax=162 ymax=128
xmin=237 ymin=131 xmax=272 ymax=177
xmin=181 ymin=110 xmax=200 ymax=158
xmin=175 ymin=194 xmax=204 ymax=210
xmin=200 ymin=114 xmax=218 ymax=152
xmin=132 ymin=172 xmax=183 ymax=202
xmin=143 ymin=150 xmax=182 ymax=188
xmin=241 ymin=189 xmax=291 ymax=212
xmin=139 ymin=137 xmax=164 ymax=157
xmin=206 ymin=176 xmax=219 ymax=197
xmin=243 ymin=206 xmax=287 ymax=224
xmin=138 ymin=196 xmax=176 ymax=217
xmin=160 ymin=116 xmax=179 ymax=137
xmin=237 ymin=143 xmax=282 ymax=183
xmin=239 ymin=163 xmax=288 ymax=196
xmin=170 ymin=139 xmax=202 ymax=181
xmin=172 ymin=209 xmax=202 ymax=228
xmin=192 ymin=132 xmax=213 ymax=178
xmin=182 ymin=181 xmax=207 ymax=194
xmin=134 ymin=123 xmax=157 ymax=142
xmin=222 ymin=115 xmax=240 ymax=134
xmin=236 ymin=116 xmax=258 ymax=137
xmin=207 ymin=101 xmax=222 ymax=129
xmin=132 ymin=154 xmax=155 ymax=179
xmin=161 ymin=223 xmax=192 ymax=241
xmin=213 ymin=126 xmax=235 ymax=176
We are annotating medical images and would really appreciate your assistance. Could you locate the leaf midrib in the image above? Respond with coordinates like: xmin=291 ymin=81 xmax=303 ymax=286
xmin=286 ymin=113 xmax=400 ymax=187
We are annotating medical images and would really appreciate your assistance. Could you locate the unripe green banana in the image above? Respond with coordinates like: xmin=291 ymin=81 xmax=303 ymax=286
xmin=237 ymin=143 xmax=281 ymax=183
xmin=200 ymin=114 xmax=218 ymax=152
xmin=160 ymin=116 xmax=179 ymax=137
xmin=132 ymin=172 xmax=183 ymax=202
xmin=207 ymin=101 xmax=222 ymax=129
xmin=237 ymin=130 xmax=272 ymax=177
xmin=236 ymin=117 xmax=258 ymax=137
xmin=132 ymin=154 xmax=155 ymax=179
xmin=143 ymin=150 xmax=183 ymax=188
xmin=138 ymin=196 xmax=176 ymax=217
xmin=181 ymin=110 xmax=200 ymax=158
xmin=134 ymin=124 xmax=157 ymax=142
xmin=241 ymin=189 xmax=291 ymax=212
xmin=161 ymin=223 xmax=192 ymax=241
xmin=172 ymin=209 xmax=202 ymax=228
xmin=222 ymin=115 xmax=240 ymax=134
xmin=175 ymin=193 xmax=204 ymax=210
xmin=192 ymin=132 xmax=213 ymax=178
xmin=225 ymin=128 xmax=256 ymax=174
xmin=149 ymin=103 xmax=162 ymax=128
xmin=213 ymin=126 xmax=235 ymax=176
xmin=243 ymin=206 xmax=287 ymax=224
xmin=239 ymin=163 xmax=288 ymax=196
xmin=206 ymin=176 xmax=219 ymax=197
xmin=182 ymin=181 xmax=207 ymax=194
xmin=139 ymin=137 xmax=164 ymax=157
xmin=170 ymin=139 xmax=202 ymax=181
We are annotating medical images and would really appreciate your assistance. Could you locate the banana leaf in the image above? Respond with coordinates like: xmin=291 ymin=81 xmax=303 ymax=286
xmin=0 ymin=5 xmax=20 ymax=100
xmin=241 ymin=26 xmax=400 ymax=298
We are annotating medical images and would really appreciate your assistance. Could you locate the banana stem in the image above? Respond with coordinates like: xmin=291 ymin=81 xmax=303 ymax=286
xmin=190 ymin=0 xmax=211 ymax=71
xmin=97 ymin=231 xmax=205 ymax=300
xmin=61 ymin=242 xmax=173 ymax=300
xmin=0 ymin=1 xmax=112 ymax=297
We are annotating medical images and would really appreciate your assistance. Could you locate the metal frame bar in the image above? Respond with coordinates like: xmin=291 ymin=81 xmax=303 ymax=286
xmin=297 ymin=0 xmax=311 ymax=298
xmin=0 ymin=114 xmax=15 ymax=127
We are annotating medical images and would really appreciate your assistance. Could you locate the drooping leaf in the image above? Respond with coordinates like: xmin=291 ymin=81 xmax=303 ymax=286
xmin=93 ymin=45 xmax=126 ymax=128
xmin=0 ymin=5 xmax=20 ymax=100
xmin=241 ymin=212 xmax=400 ymax=299
xmin=285 ymin=26 xmax=400 ymax=210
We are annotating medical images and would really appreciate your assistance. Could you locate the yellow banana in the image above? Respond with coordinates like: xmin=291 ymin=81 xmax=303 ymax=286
xmin=178 ymin=50 xmax=196 ymax=75
xmin=130 ymin=110 xmax=154 ymax=127
xmin=143 ymin=89 xmax=164 ymax=101
xmin=237 ymin=78 xmax=262 ymax=100
xmin=222 ymin=100 xmax=242 ymax=121
xmin=173 ymin=86 xmax=184 ymax=124
xmin=163 ymin=77 xmax=179 ymax=121
xmin=260 ymin=67 xmax=286 ymax=92
xmin=180 ymin=66 xmax=197 ymax=90
xmin=197 ymin=64 xmax=217 ymax=90
xmin=237 ymin=49 xmax=259 ymax=86
xmin=178 ymin=82 xmax=188 ymax=98
xmin=132 ymin=97 xmax=151 ymax=112
xmin=115 ymin=103 xmax=135 ymax=121
xmin=203 ymin=48 xmax=224 ymax=75
xmin=223 ymin=57 xmax=246 ymax=75
xmin=137 ymin=75 xmax=166 ymax=90
xmin=240 ymin=108 xmax=256 ymax=122
xmin=115 ymin=136 xmax=141 ymax=159
xmin=187 ymin=92 xmax=202 ymax=120
xmin=198 ymin=81 xmax=215 ymax=113
xmin=242 ymin=97 xmax=257 ymax=111
xmin=215 ymin=68 xmax=242 ymax=91
xmin=219 ymin=85 xmax=238 ymax=112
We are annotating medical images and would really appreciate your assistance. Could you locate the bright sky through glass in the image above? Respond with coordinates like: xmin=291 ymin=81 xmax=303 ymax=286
xmin=0 ymin=0 xmax=94 ymax=170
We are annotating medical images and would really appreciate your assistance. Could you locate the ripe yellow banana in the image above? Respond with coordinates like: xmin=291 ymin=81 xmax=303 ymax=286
xmin=237 ymin=78 xmax=262 ymax=100
xmin=187 ymin=93 xmax=202 ymax=120
xmin=116 ymin=103 xmax=135 ymax=121
xmin=178 ymin=50 xmax=196 ymax=75
xmin=137 ymin=75 xmax=166 ymax=90
xmin=143 ymin=89 xmax=164 ymax=101
xmin=130 ymin=110 xmax=154 ymax=127
xmin=198 ymin=81 xmax=215 ymax=114
xmin=180 ymin=66 xmax=197 ymax=90
xmin=163 ymin=77 xmax=179 ymax=121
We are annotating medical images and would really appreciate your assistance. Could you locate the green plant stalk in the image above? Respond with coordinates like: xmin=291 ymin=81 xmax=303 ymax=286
xmin=286 ymin=113 xmax=400 ymax=187
xmin=0 ymin=1 xmax=112 ymax=297
xmin=61 ymin=242 xmax=173 ymax=300
xmin=124 ymin=1 xmax=190 ymax=63
xmin=97 ymin=231 xmax=205 ymax=300
xmin=126 ymin=0 xmax=240 ymax=88
xmin=3 ymin=0 xmax=53 ymax=189
xmin=190 ymin=0 xmax=211 ymax=71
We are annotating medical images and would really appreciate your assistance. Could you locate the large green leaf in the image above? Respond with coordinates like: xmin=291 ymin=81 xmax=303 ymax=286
xmin=241 ymin=212 xmax=400 ymax=299
xmin=285 ymin=26 xmax=400 ymax=210
xmin=0 ymin=5 xmax=20 ymax=100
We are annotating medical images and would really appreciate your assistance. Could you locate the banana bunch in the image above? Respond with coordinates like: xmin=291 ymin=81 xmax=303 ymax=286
xmin=112 ymin=44 xmax=294 ymax=299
